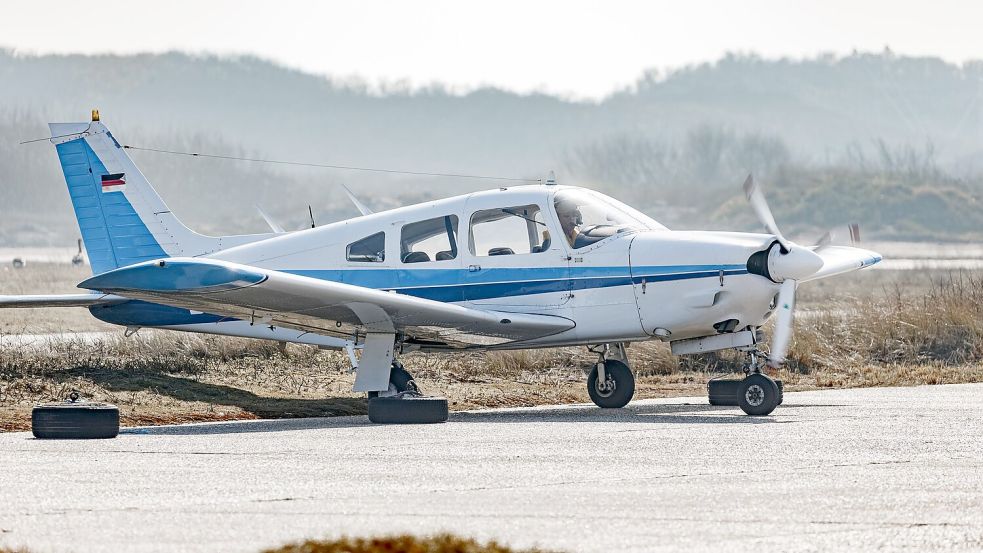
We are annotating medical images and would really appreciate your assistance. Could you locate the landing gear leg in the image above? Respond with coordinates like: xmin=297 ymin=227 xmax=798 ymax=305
xmin=736 ymin=349 xmax=781 ymax=416
xmin=586 ymin=343 xmax=635 ymax=408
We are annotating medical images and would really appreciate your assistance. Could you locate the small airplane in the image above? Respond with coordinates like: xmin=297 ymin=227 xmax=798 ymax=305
xmin=1 ymin=112 xmax=881 ymax=423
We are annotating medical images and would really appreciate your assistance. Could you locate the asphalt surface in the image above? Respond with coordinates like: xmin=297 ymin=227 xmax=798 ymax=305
xmin=1 ymin=384 xmax=982 ymax=553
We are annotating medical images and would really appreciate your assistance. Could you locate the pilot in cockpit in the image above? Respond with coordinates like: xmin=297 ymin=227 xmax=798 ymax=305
xmin=555 ymin=199 xmax=582 ymax=247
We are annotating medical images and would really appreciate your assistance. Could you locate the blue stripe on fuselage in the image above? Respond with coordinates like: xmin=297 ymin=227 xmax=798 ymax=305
xmin=287 ymin=265 xmax=748 ymax=302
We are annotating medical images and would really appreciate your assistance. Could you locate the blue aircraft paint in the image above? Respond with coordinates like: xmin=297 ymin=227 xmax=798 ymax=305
xmin=90 ymin=300 xmax=226 ymax=326
xmin=286 ymin=265 xmax=748 ymax=302
xmin=80 ymin=259 xmax=267 ymax=293
xmin=861 ymin=255 xmax=883 ymax=267
xmin=54 ymin=138 xmax=167 ymax=274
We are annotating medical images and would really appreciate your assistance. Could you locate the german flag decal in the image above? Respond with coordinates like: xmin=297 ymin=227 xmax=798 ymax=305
xmin=101 ymin=173 xmax=126 ymax=193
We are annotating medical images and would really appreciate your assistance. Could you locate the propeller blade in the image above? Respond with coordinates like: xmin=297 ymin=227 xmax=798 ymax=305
xmin=743 ymin=174 xmax=792 ymax=252
xmin=768 ymin=279 xmax=797 ymax=368
xmin=254 ymin=205 xmax=286 ymax=233
xmin=849 ymin=223 xmax=861 ymax=245
xmin=341 ymin=183 xmax=373 ymax=216
xmin=813 ymin=231 xmax=832 ymax=252
xmin=813 ymin=223 xmax=861 ymax=252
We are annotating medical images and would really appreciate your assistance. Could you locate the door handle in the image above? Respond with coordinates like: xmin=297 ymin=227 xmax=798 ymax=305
xmin=468 ymin=264 xmax=481 ymax=272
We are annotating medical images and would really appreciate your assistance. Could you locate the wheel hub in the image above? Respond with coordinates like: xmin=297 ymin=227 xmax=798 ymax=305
xmin=744 ymin=384 xmax=765 ymax=407
xmin=596 ymin=377 xmax=616 ymax=397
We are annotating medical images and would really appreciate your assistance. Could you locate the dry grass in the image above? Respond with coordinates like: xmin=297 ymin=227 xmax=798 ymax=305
xmin=0 ymin=332 xmax=714 ymax=431
xmin=0 ymin=333 xmax=367 ymax=430
xmin=263 ymin=534 xmax=557 ymax=553
xmin=2 ymin=265 xmax=983 ymax=431
xmin=788 ymin=272 xmax=983 ymax=383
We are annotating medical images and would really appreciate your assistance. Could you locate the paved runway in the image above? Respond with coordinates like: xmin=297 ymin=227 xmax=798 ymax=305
xmin=1 ymin=384 xmax=982 ymax=553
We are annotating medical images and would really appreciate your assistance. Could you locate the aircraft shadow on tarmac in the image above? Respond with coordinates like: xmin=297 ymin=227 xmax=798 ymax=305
xmin=453 ymin=402 xmax=786 ymax=425
xmin=120 ymin=401 xmax=798 ymax=437
xmin=59 ymin=365 xmax=368 ymax=423
xmin=57 ymin=366 xmax=815 ymax=436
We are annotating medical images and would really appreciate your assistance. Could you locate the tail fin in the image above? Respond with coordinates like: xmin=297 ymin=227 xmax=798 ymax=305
xmin=49 ymin=118 xmax=272 ymax=274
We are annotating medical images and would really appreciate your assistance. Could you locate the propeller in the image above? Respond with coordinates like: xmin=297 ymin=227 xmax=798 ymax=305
xmin=768 ymin=280 xmax=796 ymax=367
xmin=813 ymin=223 xmax=862 ymax=253
xmin=255 ymin=205 xmax=286 ymax=234
xmin=814 ymin=231 xmax=832 ymax=251
xmin=340 ymin=183 xmax=374 ymax=216
xmin=741 ymin=174 xmax=824 ymax=368
xmin=743 ymin=174 xmax=792 ymax=252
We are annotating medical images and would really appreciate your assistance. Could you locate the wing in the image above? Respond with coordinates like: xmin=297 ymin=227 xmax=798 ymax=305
xmin=802 ymin=246 xmax=882 ymax=283
xmin=78 ymin=258 xmax=575 ymax=348
xmin=0 ymin=293 xmax=126 ymax=308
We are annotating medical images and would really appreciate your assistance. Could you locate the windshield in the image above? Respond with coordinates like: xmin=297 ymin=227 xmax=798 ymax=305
xmin=553 ymin=189 xmax=665 ymax=249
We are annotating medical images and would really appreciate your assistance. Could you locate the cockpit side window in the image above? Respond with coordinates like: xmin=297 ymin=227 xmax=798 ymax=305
xmin=554 ymin=189 xmax=656 ymax=249
xmin=400 ymin=215 xmax=459 ymax=263
xmin=346 ymin=232 xmax=385 ymax=263
xmin=469 ymin=204 xmax=549 ymax=256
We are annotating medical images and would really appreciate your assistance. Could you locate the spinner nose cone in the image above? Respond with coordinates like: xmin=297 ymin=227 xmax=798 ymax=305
xmin=768 ymin=243 xmax=824 ymax=281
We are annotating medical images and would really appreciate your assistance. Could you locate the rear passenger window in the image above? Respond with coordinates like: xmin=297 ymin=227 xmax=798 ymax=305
xmin=400 ymin=215 xmax=459 ymax=263
xmin=470 ymin=205 xmax=548 ymax=256
xmin=346 ymin=232 xmax=385 ymax=262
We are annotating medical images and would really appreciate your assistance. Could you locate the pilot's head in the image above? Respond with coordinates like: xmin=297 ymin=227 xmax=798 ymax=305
xmin=555 ymin=200 xmax=582 ymax=235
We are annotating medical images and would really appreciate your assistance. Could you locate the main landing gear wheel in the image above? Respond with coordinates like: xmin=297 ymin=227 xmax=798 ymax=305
xmin=737 ymin=374 xmax=780 ymax=416
xmin=32 ymin=392 xmax=119 ymax=439
xmin=367 ymin=361 xmax=448 ymax=424
xmin=587 ymin=359 xmax=635 ymax=408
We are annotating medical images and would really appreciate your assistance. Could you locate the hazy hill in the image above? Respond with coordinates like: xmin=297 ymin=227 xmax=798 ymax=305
xmin=0 ymin=49 xmax=981 ymax=246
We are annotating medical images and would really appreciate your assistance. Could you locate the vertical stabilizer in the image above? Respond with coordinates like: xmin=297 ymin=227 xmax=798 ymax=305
xmin=49 ymin=118 xmax=272 ymax=274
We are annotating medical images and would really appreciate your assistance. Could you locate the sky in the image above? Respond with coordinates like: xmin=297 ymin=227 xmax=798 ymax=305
xmin=3 ymin=0 xmax=982 ymax=99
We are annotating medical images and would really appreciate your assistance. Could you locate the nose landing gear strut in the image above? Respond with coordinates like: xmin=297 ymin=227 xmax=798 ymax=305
xmin=586 ymin=343 xmax=635 ymax=408
xmin=708 ymin=347 xmax=783 ymax=416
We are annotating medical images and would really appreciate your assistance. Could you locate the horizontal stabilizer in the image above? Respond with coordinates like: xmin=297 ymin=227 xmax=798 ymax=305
xmin=0 ymin=293 xmax=127 ymax=308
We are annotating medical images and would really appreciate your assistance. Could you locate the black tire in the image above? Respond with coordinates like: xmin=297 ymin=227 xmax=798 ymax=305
xmin=737 ymin=374 xmax=780 ymax=416
xmin=367 ymin=396 xmax=448 ymax=424
xmin=707 ymin=379 xmax=740 ymax=406
xmin=709 ymin=378 xmax=782 ymax=406
xmin=587 ymin=359 xmax=635 ymax=408
xmin=32 ymin=403 xmax=119 ymax=439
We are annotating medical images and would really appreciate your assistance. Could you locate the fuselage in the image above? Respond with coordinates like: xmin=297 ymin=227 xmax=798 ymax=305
xmin=91 ymin=185 xmax=781 ymax=348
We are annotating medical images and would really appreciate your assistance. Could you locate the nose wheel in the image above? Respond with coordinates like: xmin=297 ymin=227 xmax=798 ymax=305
xmin=707 ymin=347 xmax=782 ymax=416
xmin=737 ymin=373 xmax=780 ymax=416
xmin=587 ymin=343 xmax=635 ymax=408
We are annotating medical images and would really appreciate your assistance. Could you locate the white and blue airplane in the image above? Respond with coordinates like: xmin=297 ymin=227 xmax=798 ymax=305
xmin=1 ymin=113 xmax=882 ymax=422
